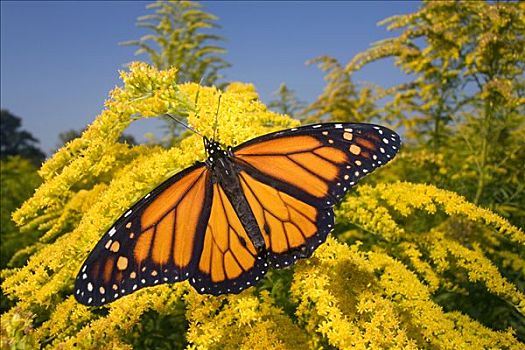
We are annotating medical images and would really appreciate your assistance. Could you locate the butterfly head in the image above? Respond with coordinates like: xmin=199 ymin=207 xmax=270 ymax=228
xmin=204 ymin=137 xmax=229 ymax=164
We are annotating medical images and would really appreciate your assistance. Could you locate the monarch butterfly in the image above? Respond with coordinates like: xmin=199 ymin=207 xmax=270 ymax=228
xmin=74 ymin=122 xmax=400 ymax=306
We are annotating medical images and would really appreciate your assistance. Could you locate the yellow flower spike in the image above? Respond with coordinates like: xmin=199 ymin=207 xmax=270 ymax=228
xmin=14 ymin=111 xmax=134 ymax=228
xmin=185 ymin=290 xmax=309 ymax=349
xmin=292 ymin=238 xmax=370 ymax=349
xmin=399 ymin=242 xmax=441 ymax=293
xmin=33 ymin=296 xmax=92 ymax=345
xmin=179 ymin=82 xmax=297 ymax=147
xmin=446 ymin=311 xmax=524 ymax=350
xmin=430 ymin=234 xmax=525 ymax=314
xmin=56 ymin=285 xmax=184 ymax=349
xmin=373 ymin=182 xmax=524 ymax=244
xmin=39 ymin=184 xmax=108 ymax=243
xmin=497 ymin=250 xmax=525 ymax=276
xmin=368 ymin=249 xmax=524 ymax=349
xmin=365 ymin=250 xmax=470 ymax=348
xmin=338 ymin=185 xmax=405 ymax=241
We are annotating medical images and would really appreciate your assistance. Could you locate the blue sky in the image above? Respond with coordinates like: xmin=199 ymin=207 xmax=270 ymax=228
xmin=1 ymin=1 xmax=420 ymax=154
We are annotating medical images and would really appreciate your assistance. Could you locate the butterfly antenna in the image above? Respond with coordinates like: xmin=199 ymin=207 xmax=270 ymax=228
xmin=213 ymin=94 xmax=222 ymax=140
xmin=163 ymin=113 xmax=204 ymax=138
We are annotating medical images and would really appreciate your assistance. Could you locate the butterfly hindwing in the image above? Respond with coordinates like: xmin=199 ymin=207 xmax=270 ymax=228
xmin=74 ymin=164 xmax=212 ymax=306
xmin=238 ymin=170 xmax=334 ymax=268
xmin=190 ymin=182 xmax=269 ymax=295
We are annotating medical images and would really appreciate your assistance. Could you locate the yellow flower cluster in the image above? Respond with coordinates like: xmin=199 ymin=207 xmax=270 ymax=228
xmin=342 ymin=182 xmax=524 ymax=244
xmin=185 ymin=291 xmax=309 ymax=350
xmin=2 ymin=63 xmax=523 ymax=349
xmin=291 ymin=238 xmax=522 ymax=349
xmin=339 ymin=182 xmax=524 ymax=315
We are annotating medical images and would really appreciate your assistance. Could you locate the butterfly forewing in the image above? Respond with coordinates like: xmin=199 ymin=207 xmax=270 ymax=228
xmin=74 ymin=164 xmax=212 ymax=306
xmin=234 ymin=123 xmax=400 ymax=206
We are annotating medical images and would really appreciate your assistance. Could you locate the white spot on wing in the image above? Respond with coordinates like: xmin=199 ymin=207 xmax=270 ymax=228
xmin=109 ymin=227 xmax=116 ymax=237
xmin=124 ymin=210 xmax=132 ymax=217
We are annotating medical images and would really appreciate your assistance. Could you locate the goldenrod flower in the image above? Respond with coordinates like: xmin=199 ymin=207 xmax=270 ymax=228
xmin=1 ymin=63 xmax=523 ymax=349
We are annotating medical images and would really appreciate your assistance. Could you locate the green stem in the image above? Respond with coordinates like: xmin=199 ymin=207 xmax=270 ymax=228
xmin=431 ymin=90 xmax=445 ymax=183
xmin=474 ymin=100 xmax=492 ymax=205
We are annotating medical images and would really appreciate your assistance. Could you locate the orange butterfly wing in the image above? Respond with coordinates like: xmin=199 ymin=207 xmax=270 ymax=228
xmin=237 ymin=170 xmax=331 ymax=268
xmin=233 ymin=123 xmax=400 ymax=267
xmin=75 ymin=164 xmax=212 ymax=306
xmin=189 ymin=183 xmax=269 ymax=294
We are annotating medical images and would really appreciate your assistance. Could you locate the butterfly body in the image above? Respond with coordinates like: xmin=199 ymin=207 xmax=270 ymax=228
xmin=205 ymin=138 xmax=266 ymax=252
xmin=75 ymin=122 xmax=400 ymax=305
